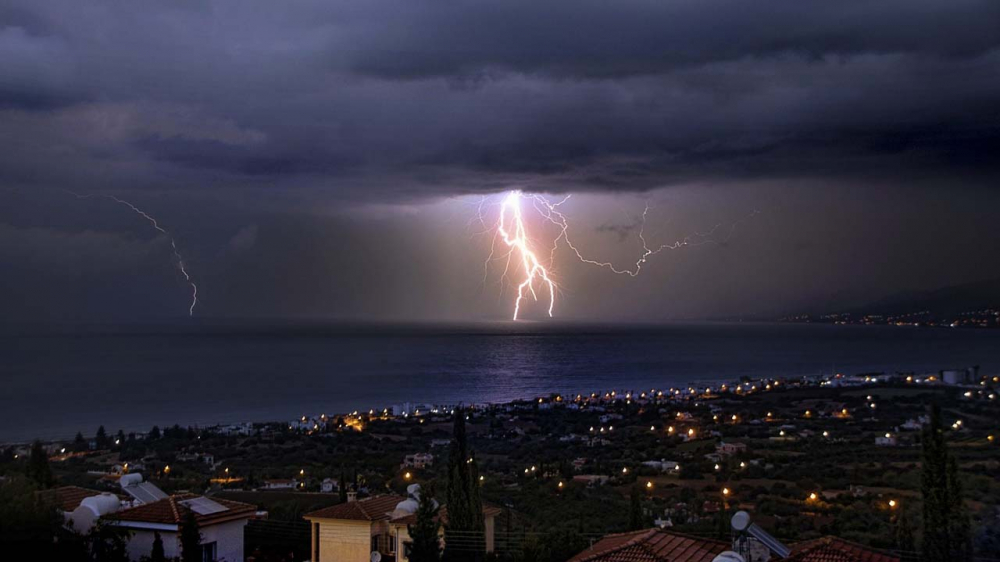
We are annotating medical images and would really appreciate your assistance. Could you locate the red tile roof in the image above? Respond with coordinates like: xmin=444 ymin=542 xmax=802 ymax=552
xmin=304 ymin=495 xmax=405 ymax=521
xmin=787 ymin=537 xmax=901 ymax=562
xmin=567 ymin=529 xmax=729 ymax=562
xmin=107 ymin=494 xmax=255 ymax=528
xmin=42 ymin=486 xmax=106 ymax=512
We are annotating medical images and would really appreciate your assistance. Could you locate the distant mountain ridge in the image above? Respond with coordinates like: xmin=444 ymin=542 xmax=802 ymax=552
xmin=848 ymin=277 xmax=1000 ymax=316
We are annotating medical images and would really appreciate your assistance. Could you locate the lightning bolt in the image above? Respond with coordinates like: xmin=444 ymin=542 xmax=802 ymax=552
xmin=480 ymin=190 xmax=758 ymax=320
xmin=67 ymin=191 xmax=199 ymax=316
xmin=495 ymin=190 xmax=557 ymax=320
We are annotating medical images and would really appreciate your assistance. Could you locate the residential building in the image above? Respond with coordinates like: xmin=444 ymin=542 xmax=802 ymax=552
xmin=262 ymin=478 xmax=298 ymax=490
xmin=941 ymin=366 xmax=978 ymax=385
xmin=401 ymin=453 xmax=434 ymax=469
xmin=304 ymin=487 xmax=500 ymax=562
xmin=715 ymin=442 xmax=747 ymax=457
xmin=104 ymin=494 xmax=255 ymax=562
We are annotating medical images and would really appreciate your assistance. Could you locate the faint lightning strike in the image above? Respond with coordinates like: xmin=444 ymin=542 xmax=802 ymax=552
xmin=67 ymin=191 xmax=199 ymax=316
xmin=534 ymin=196 xmax=752 ymax=278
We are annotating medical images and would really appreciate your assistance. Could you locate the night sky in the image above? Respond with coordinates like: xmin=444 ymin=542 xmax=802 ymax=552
xmin=2 ymin=1 xmax=999 ymax=323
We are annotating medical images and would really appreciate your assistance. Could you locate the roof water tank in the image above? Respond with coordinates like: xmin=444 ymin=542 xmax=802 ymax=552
xmin=119 ymin=473 xmax=143 ymax=488
xmin=80 ymin=493 xmax=121 ymax=516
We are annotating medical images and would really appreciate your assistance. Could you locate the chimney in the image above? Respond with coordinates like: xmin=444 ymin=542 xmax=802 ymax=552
xmin=347 ymin=491 xmax=357 ymax=503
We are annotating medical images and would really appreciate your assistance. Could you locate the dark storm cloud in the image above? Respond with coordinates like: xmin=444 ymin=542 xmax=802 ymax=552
xmin=3 ymin=1 xmax=1000 ymax=323
xmin=344 ymin=1 xmax=1000 ymax=79
xmin=0 ymin=0 xmax=998 ymax=200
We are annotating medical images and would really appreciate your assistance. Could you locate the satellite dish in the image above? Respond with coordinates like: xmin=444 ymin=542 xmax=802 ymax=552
xmin=731 ymin=510 xmax=751 ymax=532
xmin=712 ymin=552 xmax=745 ymax=562
xmin=370 ymin=552 xmax=381 ymax=562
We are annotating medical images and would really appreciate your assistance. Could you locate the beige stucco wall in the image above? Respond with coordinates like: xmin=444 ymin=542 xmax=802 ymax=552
xmin=310 ymin=518 xmax=372 ymax=562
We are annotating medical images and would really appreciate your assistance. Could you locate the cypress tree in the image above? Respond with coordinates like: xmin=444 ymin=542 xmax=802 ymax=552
xmin=946 ymin=457 xmax=972 ymax=562
xmin=443 ymin=407 xmax=484 ymax=562
xmin=179 ymin=510 xmax=202 ymax=562
xmin=408 ymin=486 xmax=442 ymax=562
xmin=339 ymin=469 xmax=348 ymax=503
xmin=895 ymin=506 xmax=917 ymax=562
xmin=151 ymin=530 xmax=166 ymax=562
xmin=920 ymin=404 xmax=971 ymax=562
xmin=96 ymin=425 xmax=108 ymax=448
xmin=26 ymin=441 xmax=54 ymax=488
xmin=628 ymin=485 xmax=643 ymax=531
xmin=921 ymin=405 xmax=948 ymax=561
xmin=73 ymin=432 xmax=87 ymax=452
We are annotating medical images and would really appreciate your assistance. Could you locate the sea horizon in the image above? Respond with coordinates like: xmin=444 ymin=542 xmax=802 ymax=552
xmin=4 ymin=320 xmax=998 ymax=443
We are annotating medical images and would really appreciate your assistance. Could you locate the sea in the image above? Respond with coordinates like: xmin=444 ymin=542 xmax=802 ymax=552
xmin=2 ymin=321 xmax=998 ymax=443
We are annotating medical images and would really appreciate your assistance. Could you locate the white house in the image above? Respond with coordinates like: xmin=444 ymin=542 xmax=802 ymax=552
xmin=321 ymin=478 xmax=340 ymax=493
xmin=262 ymin=479 xmax=299 ymax=490
xmin=105 ymin=494 xmax=255 ymax=562
xmin=401 ymin=453 xmax=434 ymax=469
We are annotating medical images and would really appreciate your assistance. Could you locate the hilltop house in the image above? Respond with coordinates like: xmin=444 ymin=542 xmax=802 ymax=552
xmin=304 ymin=485 xmax=500 ymax=562
xmin=105 ymin=494 xmax=255 ymax=562
xmin=401 ymin=453 xmax=434 ymax=469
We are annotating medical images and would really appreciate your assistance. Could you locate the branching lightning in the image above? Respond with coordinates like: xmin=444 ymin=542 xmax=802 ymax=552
xmin=495 ymin=191 xmax=557 ymax=320
xmin=67 ymin=191 xmax=199 ymax=316
xmin=479 ymin=190 xmax=757 ymax=320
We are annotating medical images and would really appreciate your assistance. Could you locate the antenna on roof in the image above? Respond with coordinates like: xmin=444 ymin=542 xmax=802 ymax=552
xmin=731 ymin=511 xmax=790 ymax=562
